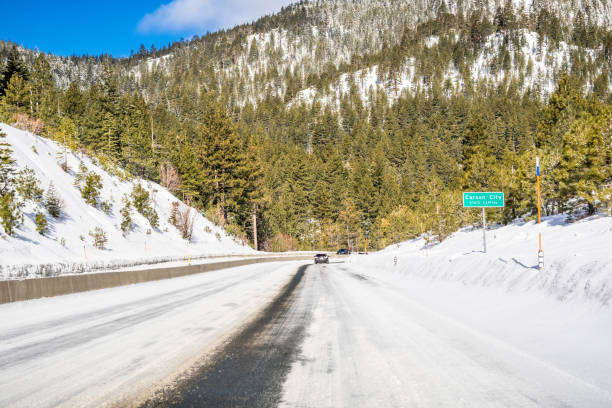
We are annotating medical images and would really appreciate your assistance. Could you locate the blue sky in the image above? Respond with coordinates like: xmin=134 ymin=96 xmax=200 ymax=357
xmin=1 ymin=0 xmax=293 ymax=57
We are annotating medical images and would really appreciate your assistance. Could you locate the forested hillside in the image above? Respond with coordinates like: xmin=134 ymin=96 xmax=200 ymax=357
xmin=0 ymin=0 xmax=610 ymax=251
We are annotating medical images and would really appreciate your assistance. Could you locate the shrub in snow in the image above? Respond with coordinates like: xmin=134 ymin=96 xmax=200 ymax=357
xmin=74 ymin=162 xmax=88 ymax=188
xmin=0 ymin=192 xmax=23 ymax=236
xmin=44 ymin=182 xmax=64 ymax=218
xmin=169 ymin=201 xmax=179 ymax=225
xmin=89 ymin=227 xmax=107 ymax=250
xmin=120 ymin=196 xmax=133 ymax=235
xmin=31 ymin=145 xmax=37 ymax=154
xmin=131 ymin=183 xmax=159 ymax=228
xmin=81 ymin=172 xmax=103 ymax=207
xmin=100 ymin=200 xmax=113 ymax=215
xmin=169 ymin=201 xmax=195 ymax=241
xmin=15 ymin=168 xmax=43 ymax=203
xmin=178 ymin=206 xmax=194 ymax=241
xmin=12 ymin=112 xmax=44 ymax=134
xmin=35 ymin=212 xmax=48 ymax=235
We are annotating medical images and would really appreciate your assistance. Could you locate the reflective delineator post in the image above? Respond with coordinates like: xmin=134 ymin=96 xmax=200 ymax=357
xmin=536 ymin=157 xmax=544 ymax=271
xmin=482 ymin=207 xmax=487 ymax=253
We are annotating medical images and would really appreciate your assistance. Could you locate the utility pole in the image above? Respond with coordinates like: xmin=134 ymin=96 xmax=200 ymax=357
xmin=536 ymin=156 xmax=544 ymax=271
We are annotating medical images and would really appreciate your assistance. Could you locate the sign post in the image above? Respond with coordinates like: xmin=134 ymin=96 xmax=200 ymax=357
xmin=482 ymin=207 xmax=487 ymax=253
xmin=463 ymin=192 xmax=505 ymax=253
xmin=536 ymin=157 xmax=544 ymax=271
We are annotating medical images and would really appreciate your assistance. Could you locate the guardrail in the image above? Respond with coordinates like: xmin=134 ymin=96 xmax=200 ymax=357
xmin=0 ymin=256 xmax=314 ymax=304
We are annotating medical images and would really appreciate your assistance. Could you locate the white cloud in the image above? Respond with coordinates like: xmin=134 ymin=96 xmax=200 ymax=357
xmin=137 ymin=0 xmax=293 ymax=34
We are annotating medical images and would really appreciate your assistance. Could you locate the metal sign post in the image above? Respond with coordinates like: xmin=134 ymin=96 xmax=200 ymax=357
xmin=463 ymin=192 xmax=505 ymax=253
xmin=536 ymin=157 xmax=544 ymax=271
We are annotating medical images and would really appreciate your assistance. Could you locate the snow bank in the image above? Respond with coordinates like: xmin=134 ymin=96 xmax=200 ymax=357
xmin=353 ymin=215 xmax=612 ymax=306
xmin=0 ymin=123 xmax=254 ymax=279
xmin=349 ymin=215 xmax=612 ymax=392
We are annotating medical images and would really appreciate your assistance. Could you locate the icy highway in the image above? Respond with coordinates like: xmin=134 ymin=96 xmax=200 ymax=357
xmin=2 ymin=261 xmax=611 ymax=407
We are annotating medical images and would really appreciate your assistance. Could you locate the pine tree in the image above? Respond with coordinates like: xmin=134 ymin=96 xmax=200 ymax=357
xmin=30 ymin=54 xmax=57 ymax=121
xmin=35 ymin=212 xmax=48 ymax=235
xmin=197 ymin=98 xmax=252 ymax=225
xmin=0 ymin=131 xmax=16 ymax=196
xmin=81 ymin=172 xmax=103 ymax=207
xmin=0 ymin=45 xmax=28 ymax=96
xmin=45 ymin=182 xmax=63 ymax=218
xmin=120 ymin=94 xmax=156 ymax=178
xmin=557 ymin=109 xmax=611 ymax=215
xmin=62 ymin=81 xmax=84 ymax=120
xmin=131 ymin=183 xmax=159 ymax=228
xmin=0 ymin=192 xmax=23 ymax=236
xmin=337 ymin=197 xmax=360 ymax=252
xmin=1 ymin=74 xmax=30 ymax=114
xmin=120 ymin=196 xmax=134 ymax=234
xmin=56 ymin=117 xmax=78 ymax=170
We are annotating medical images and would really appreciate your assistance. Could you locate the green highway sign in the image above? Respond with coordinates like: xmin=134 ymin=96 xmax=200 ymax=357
xmin=463 ymin=192 xmax=504 ymax=208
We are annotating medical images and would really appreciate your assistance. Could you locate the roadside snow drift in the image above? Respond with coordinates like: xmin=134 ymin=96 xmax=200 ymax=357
xmin=353 ymin=215 xmax=612 ymax=306
xmin=346 ymin=215 xmax=612 ymax=395
xmin=0 ymin=123 xmax=253 ymax=279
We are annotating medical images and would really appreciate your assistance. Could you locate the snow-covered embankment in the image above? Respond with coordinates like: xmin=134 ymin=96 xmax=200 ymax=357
xmin=348 ymin=215 xmax=612 ymax=393
xmin=0 ymin=123 xmax=254 ymax=279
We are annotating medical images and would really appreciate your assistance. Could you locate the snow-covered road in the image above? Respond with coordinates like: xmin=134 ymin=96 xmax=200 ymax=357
xmin=0 ymin=261 xmax=305 ymax=408
xmin=2 ymin=260 xmax=611 ymax=407
xmin=280 ymin=263 xmax=612 ymax=408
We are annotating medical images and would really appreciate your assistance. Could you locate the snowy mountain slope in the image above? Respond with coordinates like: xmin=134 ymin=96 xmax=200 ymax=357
xmin=121 ymin=0 xmax=610 ymax=109
xmin=290 ymin=29 xmax=610 ymax=108
xmin=0 ymin=123 xmax=254 ymax=279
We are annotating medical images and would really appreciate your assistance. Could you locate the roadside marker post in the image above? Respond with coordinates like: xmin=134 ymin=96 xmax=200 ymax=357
xmin=536 ymin=157 xmax=544 ymax=271
xmin=463 ymin=192 xmax=505 ymax=253
xmin=482 ymin=207 xmax=487 ymax=253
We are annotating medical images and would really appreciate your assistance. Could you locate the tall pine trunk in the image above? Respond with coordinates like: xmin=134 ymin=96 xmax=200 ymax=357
xmin=252 ymin=205 xmax=258 ymax=250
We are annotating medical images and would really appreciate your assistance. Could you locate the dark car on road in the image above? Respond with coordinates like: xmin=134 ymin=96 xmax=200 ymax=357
xmin=336 ymin=248 xmax=349 ymax=255
xmin=314 ymin=253 xmax=329 ymax=264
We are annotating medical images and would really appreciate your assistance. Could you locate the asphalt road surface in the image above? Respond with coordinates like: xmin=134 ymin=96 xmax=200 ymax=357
xmin=2 ymin=261 xmax=611 ymax=407
xmin=0 ymin=261 xmax=304 ymax=408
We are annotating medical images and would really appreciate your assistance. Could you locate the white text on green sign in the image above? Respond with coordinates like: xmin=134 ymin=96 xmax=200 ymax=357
xmin=463 ymin=192 xmax=505 ymax=208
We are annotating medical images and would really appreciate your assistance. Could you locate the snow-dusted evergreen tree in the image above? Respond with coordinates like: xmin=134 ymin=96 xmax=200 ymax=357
xmin=120 ymin=195 xmax=134 ymax=234
xmin=0 ymin=131 xmax=16 ymax=196
xmin=44 ymin=182 xmax=63 ymax=218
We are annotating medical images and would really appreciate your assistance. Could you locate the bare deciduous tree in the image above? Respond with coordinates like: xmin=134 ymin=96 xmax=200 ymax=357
xmin=159 ymin=163 xmax=180 ymax=193
xmin=170 ymin=201 xmax=194 ymax=241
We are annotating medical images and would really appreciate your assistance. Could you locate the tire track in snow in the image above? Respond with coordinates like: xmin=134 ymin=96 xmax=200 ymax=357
xmin=140 ymin=264 xmax=314 ymax=408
